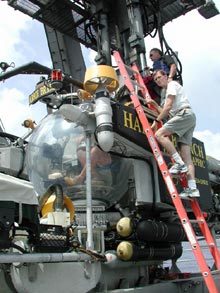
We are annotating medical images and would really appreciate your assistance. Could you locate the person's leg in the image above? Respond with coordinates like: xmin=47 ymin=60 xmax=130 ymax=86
xmin=179 ymin=144 xmax=195 ymax=180
xmin=155 ymin=110 xmax=197 ymax=174
xmin=155 ymin=127 xmax=187 ymax=174
xmin=76 ymin=147 xmax=106 ymax=182
xmin=64 ymin=149 xmax=87 ymax=185
xmin=65 ymin=147 xmax=111 ymax=185
xmin=155 ymin=127 xmax=177 ymax=155
xmin=179 ymin=143 xmax=200 ymax=197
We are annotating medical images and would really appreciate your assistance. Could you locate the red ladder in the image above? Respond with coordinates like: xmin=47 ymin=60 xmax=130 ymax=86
xmin=113 ymin=50 xmax=220 ymax=293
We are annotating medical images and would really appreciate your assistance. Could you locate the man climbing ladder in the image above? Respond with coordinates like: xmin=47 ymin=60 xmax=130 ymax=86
xmin=148 ymin=69 xmax=199 ymax=198
xmin=113 ymin=50 xmax=220 ymax=293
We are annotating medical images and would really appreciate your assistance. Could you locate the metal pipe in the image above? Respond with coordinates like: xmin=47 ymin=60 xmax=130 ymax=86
xmin=85 ymin=132 xmax=94 ymax=250
xmin=94 ymin=85 xmax=114 ymax=152
xmin=0 ymin=252 xmax=92 ymax=264
xmin=54 ymin=184 xmax=63 ymax=211
xmin=126 ymin=0 xmax=147 ymax=70
xmin=132 ymin=4 xmax=147 ymax=70
xmin=99 ymin=13 xmax=111 ymax=65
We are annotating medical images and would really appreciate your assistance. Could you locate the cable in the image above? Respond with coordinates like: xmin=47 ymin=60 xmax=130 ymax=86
xmin=77 ymin=247 xmax=106 ymax=262
xmin=157 ymin=10 xmax=183 ymax=85
xmin=137 ymin=0 xmax=158 ymax=38
xmin=10 ymin=242 xmax=26 ymax=254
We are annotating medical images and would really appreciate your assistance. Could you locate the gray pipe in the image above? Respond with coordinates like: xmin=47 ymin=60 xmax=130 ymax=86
xmin=0 ymin=252 xmax=92 ymax=264
xmin=85 ymin=133 xmax=94 ymax=250
xmin=54 ymin=184 xmax=63 ymax=211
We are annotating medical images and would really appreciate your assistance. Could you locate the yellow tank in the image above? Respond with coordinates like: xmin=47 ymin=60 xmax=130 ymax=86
xmin=116 ymin=241 xmax=133 ymax=261
xmin=116 ymin=217 xmax=132 ymax=237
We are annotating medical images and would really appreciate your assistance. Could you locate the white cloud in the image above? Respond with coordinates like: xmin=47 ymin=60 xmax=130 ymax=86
xmin=0 ymin=3 xmax=33 ymax=64
xmin=194 ymin=130 xmax=220 ymax=160
xmin=0 ymin=85 xmax=47 ymax=137
xmin=0 ymin=87 xmax=32 ymax=136
xmin=0 ymin=3 xmax=49 ymax=136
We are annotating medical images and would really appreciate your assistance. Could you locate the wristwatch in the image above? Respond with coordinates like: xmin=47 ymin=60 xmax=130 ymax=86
xmin=154 ymin=118 xmax=160 ymax=123
xmin=168 ymin=75 xmax=173 ymax=78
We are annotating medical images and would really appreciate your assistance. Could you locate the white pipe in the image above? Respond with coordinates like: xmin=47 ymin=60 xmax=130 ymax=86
xmin=94 ymin=88 xmax=114 ymax=152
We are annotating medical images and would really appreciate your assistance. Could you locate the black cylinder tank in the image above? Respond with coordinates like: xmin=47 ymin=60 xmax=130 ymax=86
xmin=117 ymin=241 xmax=182 ymax=261
xmin=136 ymin=220 xmax=186 ymax=242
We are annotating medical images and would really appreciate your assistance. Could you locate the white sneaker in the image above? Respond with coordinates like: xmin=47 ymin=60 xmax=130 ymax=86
xmin=179 ymin=187 xmax=200 ymax=199
xmin=169 ymin=163 xmax=188 ymax=175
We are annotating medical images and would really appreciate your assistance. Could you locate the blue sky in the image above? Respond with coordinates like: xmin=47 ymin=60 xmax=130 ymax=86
xmin=0 ymin=1 xmax=220 ymax=159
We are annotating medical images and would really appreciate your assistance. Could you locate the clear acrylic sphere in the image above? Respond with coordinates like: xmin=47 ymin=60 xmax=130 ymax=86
xmin=26 ymin=111 xmax=128 ymax=207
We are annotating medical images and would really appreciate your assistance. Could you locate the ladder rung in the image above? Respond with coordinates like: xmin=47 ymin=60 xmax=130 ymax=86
xmin=129 ymin=94 xmax=148 ymax=105
xmin=210 ymin=269 xmax=220 ymax=275
xmin=131 ymin=79 xmax=144 ymax=90
xmin=190 ymin=219 xmax=204 ymax=224
xmin=138 ymin=95 xmax=147 ymax=103
xmin=124 ymin=64 xmax=138 ymax=74
xmin=200 ymin=243 xmax=215 ymax=248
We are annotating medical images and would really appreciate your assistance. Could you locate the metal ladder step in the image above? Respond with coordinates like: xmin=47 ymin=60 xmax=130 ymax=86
xmin=199 ymin=243 xmax=215 ymax=249
xmin=190 ymin=219 xmax=205 ymax=224
xmin=130 ymin=79 xmax=145 ymax=90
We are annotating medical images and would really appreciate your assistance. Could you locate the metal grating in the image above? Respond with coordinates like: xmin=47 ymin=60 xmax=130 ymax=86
xmin=7 ymin=0 xmax=215 ymax=51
